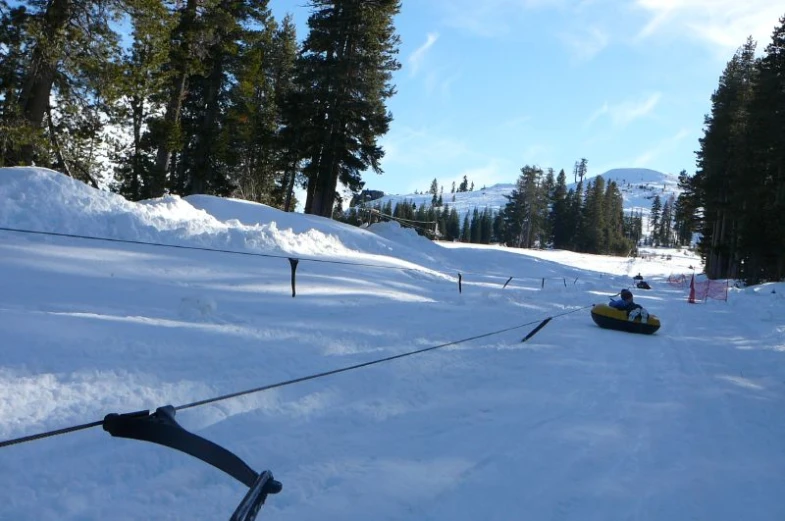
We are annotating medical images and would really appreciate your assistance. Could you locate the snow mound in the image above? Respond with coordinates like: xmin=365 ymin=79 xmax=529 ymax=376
xmin=186 ymin=194 xmax=446 ymax=266
xmin=0 ymin=167 xmax=231 ymax=245
xmin=0 ymin=168 xmax=419 ymax=261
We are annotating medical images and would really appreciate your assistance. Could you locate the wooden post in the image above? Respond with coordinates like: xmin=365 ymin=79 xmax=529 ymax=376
xmin=289 ymin=258 xmax=299 ymax=297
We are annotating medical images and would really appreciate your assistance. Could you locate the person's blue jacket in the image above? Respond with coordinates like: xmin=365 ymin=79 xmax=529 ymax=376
xmin=609 ymin=298 xmax=629 ymax=310
xmin=609 ymin=297 xmax=641 ymax=312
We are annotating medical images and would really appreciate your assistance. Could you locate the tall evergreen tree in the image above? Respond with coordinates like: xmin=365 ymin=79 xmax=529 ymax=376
xmin=549 ymin=169 xmax=570 ymax=248
xmin=650 ymin=195 xmax=662 ymax=244
xmin=296 ymin=0 xmax=402 ymax=217
xmin=460 ymin=213 xmax=470 ymax=242
xmin=147 ymin=0 xmax=204 ymax=197
xmin=695 ymin=37 xmax=758 ymax=278
xmin=1 ymin=0 xmax=123 ymax=187
xmin=672 ymin=169 xmax=697 ymax=247
xmin=458 ymin=175 xmax=468 ymax=192
xmin=112 ymin=0 xmax=174 ymax=200
xmin=743 ymin=16 xmax=785 ymax=282
xmin=499 ymin=165 xmax=546 ymax=248
xmin=469 ymin=207 xmax=481 ymax=243
xmin=578 ymin=177 xmax=605 ymax=252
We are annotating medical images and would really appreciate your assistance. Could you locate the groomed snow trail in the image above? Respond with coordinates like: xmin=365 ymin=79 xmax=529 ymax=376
xmin=1 ymin=177 xmax=783 ymax=520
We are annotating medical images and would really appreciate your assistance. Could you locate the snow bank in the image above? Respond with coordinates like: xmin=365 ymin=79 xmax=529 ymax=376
xmin=0 ymin=168 xmax=404 ymax=260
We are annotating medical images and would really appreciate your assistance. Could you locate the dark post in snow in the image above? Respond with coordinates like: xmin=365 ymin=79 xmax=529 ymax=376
xmin=458 ymin=273 xmax=462 ymax=293
xmin=503 ymin=276 xmax=513 ymax=289
xmin=289 ymin=258 xmax=299 ymax=297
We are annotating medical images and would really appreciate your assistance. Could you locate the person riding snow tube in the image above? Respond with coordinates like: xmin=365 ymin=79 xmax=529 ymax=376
xmin=591 ymin=289 xmax=660 ymax=334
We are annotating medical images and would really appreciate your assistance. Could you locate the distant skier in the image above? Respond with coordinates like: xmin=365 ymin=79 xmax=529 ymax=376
xmin=609 ymin=289 xmax=649 ymax=323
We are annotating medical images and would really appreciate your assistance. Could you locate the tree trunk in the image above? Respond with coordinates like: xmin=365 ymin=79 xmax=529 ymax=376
xmin=152 ymin=0 xmax=198 ymax=197
xmin=16 ymin=0 xmax=73 ymax=164
xmin=283 ymin=154 xmax=298 ymax=212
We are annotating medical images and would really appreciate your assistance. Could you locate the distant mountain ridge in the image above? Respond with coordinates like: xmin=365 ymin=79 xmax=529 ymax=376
xmin=362 ymin=168 xmax=683 ymax=224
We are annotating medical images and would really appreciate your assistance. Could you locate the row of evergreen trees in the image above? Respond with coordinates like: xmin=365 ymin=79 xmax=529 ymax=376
xmin=647 ymin=190 xmax=693 ymax=248
xmin=345 ymin=165 xmax=651 ymax=255
xmin=0 ymin=0 xmax=402 ymax=217
xmin=498 ymin=166 xmax=641 ymax=255
xmin=677 ymin=16 xmax=785 ymax=283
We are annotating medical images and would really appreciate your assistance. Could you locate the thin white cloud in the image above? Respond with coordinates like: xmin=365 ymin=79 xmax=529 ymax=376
xmin=585 ymin=92 xmax=662 ymax=128
xmin=584 ymin=103 xmax=610 ymax=128
xmin=437 ymin=0 xmax=567 ymax=37
xmin=632 ymin=128 xmax=690 ymax=167
xmin=561 ymin=26 xmax=610 ymax=62
xmin=424 ymin=68 xmax=460 ymax=98
xmin=379 ymin=125 xmax=471 ymax=170
xmin=633 ymin=0 xmax=783 ymax=54
xmin=408 ymin=32 xmax=439 ymax=77
xmin=446 ymin=159 xmax=514 ymax=192
xmin=520 ymin=144 xmax=553 ymax=167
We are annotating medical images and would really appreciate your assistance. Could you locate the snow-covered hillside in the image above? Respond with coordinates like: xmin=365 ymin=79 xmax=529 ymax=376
xmin=595 ymin=168 xmax=682 ymax=215
xmin=2 ymin=167 xmax=784 ymax=521
xmin=362 ymin=167 xmax=683 ymax=229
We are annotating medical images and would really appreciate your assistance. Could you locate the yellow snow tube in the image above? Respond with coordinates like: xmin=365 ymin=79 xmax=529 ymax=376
xmin=590 ymin=303 xmax=661 ymax=335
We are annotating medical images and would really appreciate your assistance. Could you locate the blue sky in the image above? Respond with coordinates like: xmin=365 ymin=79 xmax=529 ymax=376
xmin=270 ymin=0 xmax=784 ymax=196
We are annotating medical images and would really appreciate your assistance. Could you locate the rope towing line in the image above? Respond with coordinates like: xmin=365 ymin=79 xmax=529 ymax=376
xmin=0 ymin=304 xmax=591 ymax=521
xmin=0 ymin=226 xmax=582 ymax=298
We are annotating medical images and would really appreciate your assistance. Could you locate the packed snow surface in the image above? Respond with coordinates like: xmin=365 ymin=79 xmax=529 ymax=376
xmin=1 ymin=167 xmax=783 ymax=521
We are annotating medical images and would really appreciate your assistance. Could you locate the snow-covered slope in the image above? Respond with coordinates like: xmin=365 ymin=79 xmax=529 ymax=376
xmin=593 ymin=168 xmax=681 ymax=215
xmin=2 ymin=167 xmax=783 ymax=521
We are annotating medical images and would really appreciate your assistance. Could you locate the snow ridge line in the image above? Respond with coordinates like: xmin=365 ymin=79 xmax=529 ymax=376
xmin=0 ymin=306 xmax=591 ymax=450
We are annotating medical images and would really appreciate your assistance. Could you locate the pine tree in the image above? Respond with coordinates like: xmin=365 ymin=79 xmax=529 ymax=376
xmin=499 ymin=165 xmax=546 ymax=248
xmin=549 ymin=169 xmax=570 ymax=248
xmin=0 ymin=3 xmax=37 ymax=165
xmin=470 ymin=208 xmax=481 ymax=243
xmin=223 ymin=13 xmax=299 ymax=207
xmin=296 ymin=0 xmax=402 ymax=217
xmin=695 ymin=37 xmax=758 ymax=278
xmin=650 ymin=195 xmax=662 ymax=245
xmin=480 ymin=208 xmax=493 ymax=244
xmin=603 ymin=180 xmax=629 ymax=254
xmin=446 ymin=206 xmax=460 ymax=240
xmin=147 ymin=0 xmax=203 ymax=197
xmin=113 ymin=0 xmax=175 ymax=200
xmin=460 ymin=213 xmax=470 ymax=242
xmin=567 ymin=180 xmax=584 ymax=250
xmin=1 ymin=0 xmax=123 ymax=188
xmin=573 ymin=157 xmax=587 ymax=184
xmin=578 ymin=177 xmax=605 ymax=252
xmin=275 ymin=15 xmax=306 ymax=211
xmin=672 ymin=169 xmax=697 ymax=247
xmin=742 ymin=16 xmax=785 ymax=282
xmin=658 ymin=195 xmax=674 ymax=247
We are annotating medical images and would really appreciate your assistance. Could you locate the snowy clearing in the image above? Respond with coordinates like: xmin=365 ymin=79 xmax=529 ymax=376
xmin=1 ymin=167 xmax=783 ymax=521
